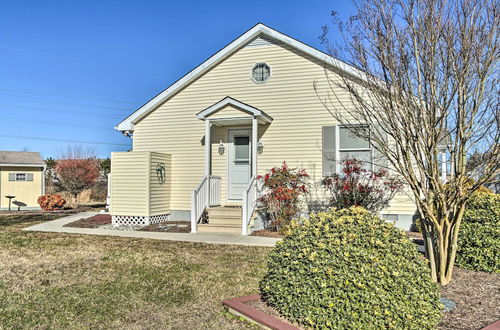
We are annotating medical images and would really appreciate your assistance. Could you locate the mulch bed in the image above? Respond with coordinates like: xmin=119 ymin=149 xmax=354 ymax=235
xmin=439 ymin=267 xmax=500 ymax=329
xmin=64 ymin=214 xmax=190 ymax=233
xmin=64 ymin=214 xmax=111 ymax=228
xmin=235 ymin=267 xmax=500 ymax=330
xmin=251 ymin=229 xmax=281 ymax=238
xmin=139 ymin=221 xmax=190 ymax=233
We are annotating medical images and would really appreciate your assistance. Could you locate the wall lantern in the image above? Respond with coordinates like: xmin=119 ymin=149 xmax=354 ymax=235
xmin=257 ymin=141 xmax=264 ymax=154
xmin=218 ymin=140 xmax=225 ymax=155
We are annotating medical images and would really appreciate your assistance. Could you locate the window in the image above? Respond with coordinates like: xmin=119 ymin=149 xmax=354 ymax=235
xmin=8 ymin=173 xmax=33 ymax=181
xmin=322 ymin=125 xmax=375 ymax=176
xmin=234 ymin=136 xmax=250 ymax=162
xmin=251 ymin=63 xmax=271 ymax=83
xmin=338 ymin=126 xmax=372 ymax=170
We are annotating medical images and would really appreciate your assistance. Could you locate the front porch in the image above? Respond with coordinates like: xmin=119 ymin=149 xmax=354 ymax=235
xmin=107 ymin=97 xmax=272 ymax=235
xmin=191 ymin=97 xmax=273 ymax=235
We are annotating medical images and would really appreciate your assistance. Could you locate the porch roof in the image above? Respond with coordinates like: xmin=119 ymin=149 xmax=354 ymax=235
xmin=196 ymin=97 xmax=273 ymax=126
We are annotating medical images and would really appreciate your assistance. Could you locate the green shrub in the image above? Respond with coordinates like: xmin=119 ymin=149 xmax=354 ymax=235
xmin=456 ymin=192 xmax=500 ymax=273
xmin=260 ymin=207 xmax=442 ymax=329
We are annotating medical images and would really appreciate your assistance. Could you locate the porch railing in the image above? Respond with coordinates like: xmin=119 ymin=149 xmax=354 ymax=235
xmin=242 ymin=175 xmax=258 ymax=235
xmin=209 ymin=175 xmax=221 ymax=207
xmin=191 ymin=175 xmax=221 ymax=233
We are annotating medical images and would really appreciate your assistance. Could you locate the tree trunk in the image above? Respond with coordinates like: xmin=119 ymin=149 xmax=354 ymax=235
xmin=420 ymin=202 xmax=466 ymax=285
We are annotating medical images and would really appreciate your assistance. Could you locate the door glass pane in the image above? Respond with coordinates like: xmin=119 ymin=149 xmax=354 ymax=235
xmin=339 ymin=150 xmax=372 ymax=169
xmin=339 ymin=127 xmax=370 ymax=149
xmin=234 ymin=136 xmax=250 ymax=162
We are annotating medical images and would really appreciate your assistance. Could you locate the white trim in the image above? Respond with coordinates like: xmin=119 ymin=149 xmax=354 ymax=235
xmin=441 ymin=152 xmax=447 ymax=183
xmin=41 ymin=167 xmax=45 ymax=196
xmin=0 ymin=164 xmax=45 ymax=168
xmin=196 ymin=97 xmax=273 ymax=123
xmin=252 ymin=116 xmax=258 ymax=176
xmin=115 ymin=23 xmax=363 ymax=132
xmin=205 ymin=120 xmax=211 ymax=176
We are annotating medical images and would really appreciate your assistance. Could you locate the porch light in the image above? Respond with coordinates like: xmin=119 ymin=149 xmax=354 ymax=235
xmin=218 ymin=140 xmax=225 ymax=155
xmin=257 ymin=141 xmax=264 ymax=154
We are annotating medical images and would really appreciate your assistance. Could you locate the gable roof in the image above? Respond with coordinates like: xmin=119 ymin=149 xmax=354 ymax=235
xmin=0 ymin=151 xmax=45 ymax=166
xmin=116 ymin=23 xmax=363 ymax=132
xmin=196 ymin=97 xmax=273 ymax=123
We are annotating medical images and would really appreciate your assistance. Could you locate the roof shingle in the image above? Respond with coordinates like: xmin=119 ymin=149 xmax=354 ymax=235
xmin=0 ymin=151 xmax=45 ymax=165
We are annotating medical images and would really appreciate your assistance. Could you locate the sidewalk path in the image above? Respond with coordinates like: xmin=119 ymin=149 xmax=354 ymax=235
xmin=23 ymin=212 xmax=280 ymax=247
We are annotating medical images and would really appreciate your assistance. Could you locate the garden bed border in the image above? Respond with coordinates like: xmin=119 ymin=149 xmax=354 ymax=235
xmin=223 ymin=294 xmax=299 ymax=330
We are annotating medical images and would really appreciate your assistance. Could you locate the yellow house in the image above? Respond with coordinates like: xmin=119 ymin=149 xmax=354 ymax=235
xmin=0 ymin=151 xmax=45 ymax=210
xmin=110 ymin=23 xmax=419 ymax=233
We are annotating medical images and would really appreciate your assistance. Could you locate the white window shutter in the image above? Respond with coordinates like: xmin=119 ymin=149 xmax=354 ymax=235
xmin=322 ymin=126 xmax=337 ymax=176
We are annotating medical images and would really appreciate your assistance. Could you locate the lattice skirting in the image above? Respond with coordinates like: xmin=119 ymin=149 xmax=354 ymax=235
xmin=112 ymin=213 xmax=170 ymax=226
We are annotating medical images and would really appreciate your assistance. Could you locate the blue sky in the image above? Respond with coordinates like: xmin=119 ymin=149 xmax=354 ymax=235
xmin=0 ymin=0 xmax=354 ymax=159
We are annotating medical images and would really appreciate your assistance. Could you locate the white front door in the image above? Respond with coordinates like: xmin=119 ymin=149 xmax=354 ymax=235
xmin=228 ymin=129 xmax=252 ymax=201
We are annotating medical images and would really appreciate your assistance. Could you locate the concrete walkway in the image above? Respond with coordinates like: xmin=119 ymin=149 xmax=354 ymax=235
xmin=23 ymin=212 xmax=280 ymax=247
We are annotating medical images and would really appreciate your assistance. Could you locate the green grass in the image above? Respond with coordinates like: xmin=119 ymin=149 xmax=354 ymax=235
xmin=0 ymin=215 xmax=271 ymax=329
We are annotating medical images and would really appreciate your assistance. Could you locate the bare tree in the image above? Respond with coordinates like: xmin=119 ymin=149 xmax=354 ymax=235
xmin=318 ymin=0 xmax=499 ymax=284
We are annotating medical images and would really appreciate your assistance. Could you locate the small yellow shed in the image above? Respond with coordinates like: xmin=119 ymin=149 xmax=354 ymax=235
xmin=110 ymin=151 xmax=171 ymax=225
xmin=0 ymin=151 xmax=46 ymax=210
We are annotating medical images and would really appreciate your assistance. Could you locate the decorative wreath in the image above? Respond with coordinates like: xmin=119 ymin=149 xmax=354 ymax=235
xmin=156 ymin=162 xmax=166 ymax=184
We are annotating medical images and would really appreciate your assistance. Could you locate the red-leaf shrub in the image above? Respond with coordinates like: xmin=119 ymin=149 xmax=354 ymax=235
xmin=55 ymin=157 xmax=100 ymax=198
xmin=257 ymin=161 xmax=309 ymax=231
xmin=321 ymin=158 xmax=404 ymax=211
xmin=38 ymin=194 xmax=66 ymax=211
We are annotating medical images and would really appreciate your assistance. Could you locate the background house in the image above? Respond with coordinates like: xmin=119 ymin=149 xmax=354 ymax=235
xmin=0 ymin=151 xmax=45 ymax=210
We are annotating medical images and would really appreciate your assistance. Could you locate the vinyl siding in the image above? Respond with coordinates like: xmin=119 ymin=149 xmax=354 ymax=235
xmin=149 ymin=152 xmax=171 ymax=216
xmin=206 ymin=104 xmax=250 ymax=118
xmin=132 ymin=40 xmax=417 ymax=216
xmin=110 ymin=152 xmax=149 ymax=216
xmin=0 ymin=166 xmax=44 ymax=208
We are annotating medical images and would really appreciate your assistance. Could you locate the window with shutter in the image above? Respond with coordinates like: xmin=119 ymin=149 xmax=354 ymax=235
xmin=322 ymin=125 xmax=375 ymax=175
xmin=338 ymin=126 xmax=373 ymax=170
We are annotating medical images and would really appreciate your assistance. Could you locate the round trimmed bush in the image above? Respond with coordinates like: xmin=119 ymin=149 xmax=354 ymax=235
xmin=260 ymin=207 xmax=442 ymax=329
xmin=456 ymin=192 xmax=499 ymax=273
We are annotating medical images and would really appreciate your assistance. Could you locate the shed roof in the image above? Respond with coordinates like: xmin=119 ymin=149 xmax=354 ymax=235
xmin=0 ymin=151 xmax=45 ymax=166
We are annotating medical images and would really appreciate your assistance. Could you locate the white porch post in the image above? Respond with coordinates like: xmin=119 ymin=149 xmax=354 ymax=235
xmin=205 ymin=119 xmax=211 ymax=208
xmin=252 ymin=116 xmax=258 ymax=177
xmin=205 ymin=119 xmax=211 ymax=176
xmin=441 ymin=151 xmax=447 ymax=183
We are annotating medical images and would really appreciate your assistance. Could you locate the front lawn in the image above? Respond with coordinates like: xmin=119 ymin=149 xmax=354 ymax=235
xmin=0 ymin=216 xmax=270 ymax=329
xmin=0 ymin=214 xmax=498 ymax=329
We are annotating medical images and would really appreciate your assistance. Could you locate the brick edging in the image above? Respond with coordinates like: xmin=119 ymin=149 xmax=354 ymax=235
xmin=482 ymin=320 xmax=500 ymax=330
xmin=223 ymin=294 xmax=299 ymax=330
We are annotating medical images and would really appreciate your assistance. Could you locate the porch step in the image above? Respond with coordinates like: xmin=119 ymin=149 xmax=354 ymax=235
xmin=198 ymin=206 xmax=244 ymax=234
xmin=197 ymin=223 xmax=242 ymax=234
xmin=207 ymin=207 xmax=242 ymax=222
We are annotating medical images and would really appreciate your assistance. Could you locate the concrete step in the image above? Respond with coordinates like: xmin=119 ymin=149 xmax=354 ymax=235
xmin=208 ymin=217 xmax=241 ymax=225
xmin=207 ymin=207 xmax=242 ymax=219
xmin=198 ymin=223 xmax=242 ymax=234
